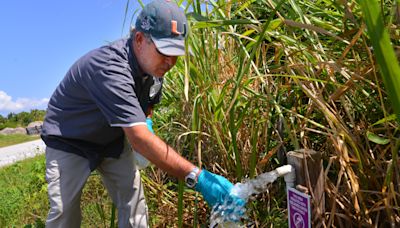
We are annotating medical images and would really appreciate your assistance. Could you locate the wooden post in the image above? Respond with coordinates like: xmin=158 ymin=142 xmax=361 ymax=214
xmin=287 ymin=149 xmax=325 ymax=228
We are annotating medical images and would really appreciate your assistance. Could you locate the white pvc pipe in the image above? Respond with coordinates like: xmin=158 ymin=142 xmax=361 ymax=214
xmin=275 ymin=164 xmax=296 ymax=189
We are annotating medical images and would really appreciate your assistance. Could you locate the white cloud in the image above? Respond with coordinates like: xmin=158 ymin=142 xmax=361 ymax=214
xmin=0 ymin=90 xmax=49 ymax=115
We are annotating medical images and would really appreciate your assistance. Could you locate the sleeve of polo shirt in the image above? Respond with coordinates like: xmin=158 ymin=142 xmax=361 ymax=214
xmin=82 ymin=49 xmax=147 ymax=127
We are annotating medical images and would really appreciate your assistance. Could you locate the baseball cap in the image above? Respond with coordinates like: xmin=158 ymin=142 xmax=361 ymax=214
xmin=135 ymin=0 xmax=189 ymax=56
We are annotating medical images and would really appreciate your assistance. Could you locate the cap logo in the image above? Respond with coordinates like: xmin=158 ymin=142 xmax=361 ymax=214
xmin=141 ymin=16 xmax=152 ymax=31
xmin=171 ymin=20 xmax=183 ymax=35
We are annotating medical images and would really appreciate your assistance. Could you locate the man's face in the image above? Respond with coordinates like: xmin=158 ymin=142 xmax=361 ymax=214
xmin=134 ymin=32 xmax=178 ymax=77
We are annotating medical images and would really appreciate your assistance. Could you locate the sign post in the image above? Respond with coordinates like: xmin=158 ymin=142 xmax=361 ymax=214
xmin=288 ymin=187 xmax=311 ymax=228
xmin=287 ymin=149 xmax=325 ymax=227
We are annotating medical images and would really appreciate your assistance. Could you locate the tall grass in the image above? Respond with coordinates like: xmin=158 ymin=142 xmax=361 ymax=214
xmin=147 ymin=0 xmax=400 ymax=226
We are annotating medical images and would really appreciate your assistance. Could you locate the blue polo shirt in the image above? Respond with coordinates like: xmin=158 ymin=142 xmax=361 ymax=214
xmin=41 ymin=38 xmax=163 ymax=170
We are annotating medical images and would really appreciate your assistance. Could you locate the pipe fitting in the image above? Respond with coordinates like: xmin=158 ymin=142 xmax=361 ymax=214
xmin=275 ymin=165 xmax=296 ymax=189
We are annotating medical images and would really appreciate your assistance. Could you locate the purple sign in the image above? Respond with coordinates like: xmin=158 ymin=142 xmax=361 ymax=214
xmin=287 ymin=187 xmax=311 ymax=228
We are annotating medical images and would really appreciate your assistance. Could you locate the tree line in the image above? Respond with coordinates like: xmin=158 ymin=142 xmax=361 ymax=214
xmin=0 ymin=109 xmax=46 ymax=130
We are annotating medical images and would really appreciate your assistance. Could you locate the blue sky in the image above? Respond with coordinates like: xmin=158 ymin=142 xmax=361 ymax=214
xmin=0 ymin=0 xmax=152 ymax=117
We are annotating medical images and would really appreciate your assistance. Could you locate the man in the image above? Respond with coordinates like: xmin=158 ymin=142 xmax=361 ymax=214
xmin=41 ymin=0 xmax=242 ymax=227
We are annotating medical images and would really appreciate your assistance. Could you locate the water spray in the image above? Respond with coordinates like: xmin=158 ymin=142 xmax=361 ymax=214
xmin=210 ymin=165 xmax=296 ymax=227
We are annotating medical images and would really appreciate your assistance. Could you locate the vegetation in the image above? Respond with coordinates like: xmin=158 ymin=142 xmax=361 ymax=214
xmin=0 ymin=156 xmax=116 ymax=227
xmin=146 ymin=0 xmax=400 ymax=226
xmin=0 ymin=156 xmax=48 ymax=227
xmin=0 ymin=134 xmax=40 ymax=148
xmin=0 ymin=109 xmax=46 ymax=130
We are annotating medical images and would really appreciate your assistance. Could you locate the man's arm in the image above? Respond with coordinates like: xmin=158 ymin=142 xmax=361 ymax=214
xmin=123 ymin=125 xmax=195 ymax=179
xmin=123 ymin=124 xmax=245 ymax=209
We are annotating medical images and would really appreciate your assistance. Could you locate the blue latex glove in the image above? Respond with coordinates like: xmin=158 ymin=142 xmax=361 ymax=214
xmin=146 ymin=117 xmax=155 ymax=134
xmin=195 ymin=170 xmax=245 ymax=208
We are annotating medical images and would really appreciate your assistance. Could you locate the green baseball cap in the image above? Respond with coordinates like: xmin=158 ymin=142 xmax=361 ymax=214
xmin=135 ymin=0 xmax=189 ymax=56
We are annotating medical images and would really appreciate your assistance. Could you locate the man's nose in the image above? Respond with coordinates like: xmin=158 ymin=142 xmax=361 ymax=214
xmin=164 ymin=56 xmax=177 ymax=66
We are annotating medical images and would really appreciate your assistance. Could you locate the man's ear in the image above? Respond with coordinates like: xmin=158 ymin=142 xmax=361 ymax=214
xmin=134 ymin=31 xmax=145 ymax=48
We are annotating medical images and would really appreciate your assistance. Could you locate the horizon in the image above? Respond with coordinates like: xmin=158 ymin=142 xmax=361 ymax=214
xmin=0 ymin=0 xmax=153 ymax=117
xmin=0 ymin=108 xmax=46 ymax=119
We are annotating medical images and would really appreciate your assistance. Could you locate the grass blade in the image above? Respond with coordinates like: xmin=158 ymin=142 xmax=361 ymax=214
xmin=358 ymin=0 xmax=400 ymax=124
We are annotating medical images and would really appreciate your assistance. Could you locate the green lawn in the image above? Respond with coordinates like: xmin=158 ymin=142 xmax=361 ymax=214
xmin=0 ymin=134 xmax=40 ymax=148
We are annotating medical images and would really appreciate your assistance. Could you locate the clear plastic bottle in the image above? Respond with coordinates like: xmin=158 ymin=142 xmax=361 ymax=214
xmin=124 ymin=136 xmax=150 ymax=170
xmin=134 ymin=152 xmax=151 ymax=170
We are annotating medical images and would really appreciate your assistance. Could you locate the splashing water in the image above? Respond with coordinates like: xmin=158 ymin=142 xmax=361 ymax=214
xmin=230 ymin=170 xmax=280 ymax=201
xmin=210 ymin=165 xmax=294 ymax=228
xmin=209 ymin=197 xmax=247 ymax=228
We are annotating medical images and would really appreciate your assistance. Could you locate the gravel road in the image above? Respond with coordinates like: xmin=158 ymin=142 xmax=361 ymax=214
xmin=0 ymin=139 xmax=46 ymax=168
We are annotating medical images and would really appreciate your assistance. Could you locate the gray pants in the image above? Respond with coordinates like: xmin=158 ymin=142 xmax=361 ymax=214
xmin=45 ymin=146 xmax=148 ymax=228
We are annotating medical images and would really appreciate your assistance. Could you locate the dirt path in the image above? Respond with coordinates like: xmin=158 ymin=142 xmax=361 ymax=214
xmin=0 ymin=139 xmax=45 ymax=168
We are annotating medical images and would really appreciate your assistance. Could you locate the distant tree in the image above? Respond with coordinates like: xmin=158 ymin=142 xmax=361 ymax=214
xmin=7 ymin=112 xmax=16 ymax=121
xmin=0 ymin=110 xmax=46 ymax=130
xmin=30 ymin=109 xmax=46 ymax=121
xmin=17 ymin=111 xmax=32 ymax=126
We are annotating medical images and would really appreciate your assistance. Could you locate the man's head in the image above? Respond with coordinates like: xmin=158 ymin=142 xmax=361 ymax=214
xmin=132 ymin=0 xmax=188 ymax=77
xmin=136 ymin=0 xmax=188 ymax=56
